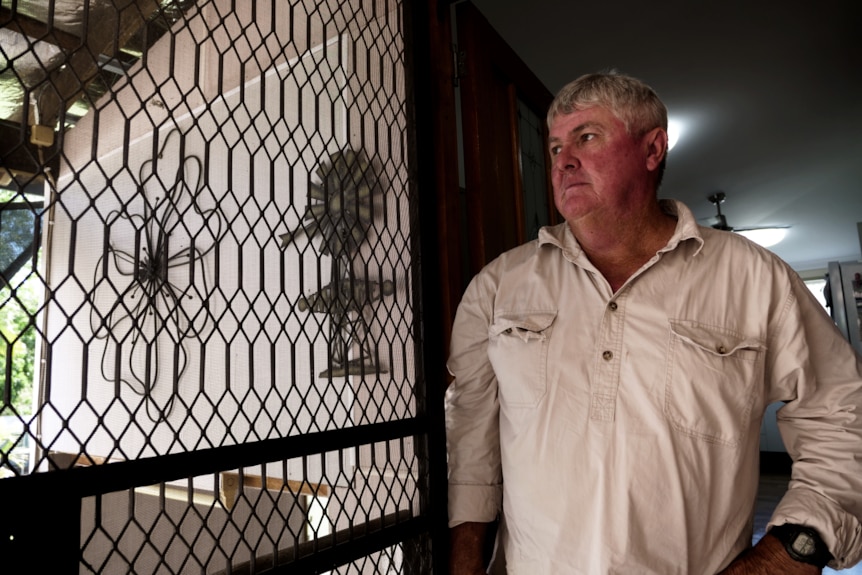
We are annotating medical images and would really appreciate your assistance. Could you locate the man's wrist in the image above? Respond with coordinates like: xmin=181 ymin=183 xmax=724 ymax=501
xmin=768 ymin=523 xmax=833 ymax=569
xmin=450 ymin=522 xmax=490 ymax=575
xmin=720 ymin=533 xmax=822 ymax=575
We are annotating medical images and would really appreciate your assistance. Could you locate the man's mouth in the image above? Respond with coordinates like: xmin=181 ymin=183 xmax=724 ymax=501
xmin=562 ymin=179 xmax=588 ymax=191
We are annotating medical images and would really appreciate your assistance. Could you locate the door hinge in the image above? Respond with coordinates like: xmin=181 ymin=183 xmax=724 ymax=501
xmin=453 ymin=43 xmax=466 ymax=86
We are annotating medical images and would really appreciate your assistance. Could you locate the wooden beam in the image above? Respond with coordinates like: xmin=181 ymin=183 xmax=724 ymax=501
xmin=35 ymin=0 xmax=163 ymax=129
xmin=0 ymin=6 xmax=83 ymax=52
xmin=212 ymin=509 xmax=417 ymax=575
xmin=220 ymin=471 xmax=330 ymax=510
xmin=47 ymin=451 xmax=112 ymax=470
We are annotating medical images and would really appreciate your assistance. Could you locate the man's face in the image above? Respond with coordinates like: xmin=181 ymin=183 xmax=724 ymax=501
xmin=548 ymin=106 xmax=658 ymax=226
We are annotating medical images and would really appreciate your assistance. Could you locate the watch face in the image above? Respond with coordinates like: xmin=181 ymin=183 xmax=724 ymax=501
xmin=792 ymin=532 xmax=817 ymax=557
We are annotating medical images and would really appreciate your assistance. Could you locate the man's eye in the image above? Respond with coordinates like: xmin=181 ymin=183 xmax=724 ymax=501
xmin=549 ymin=145 xmax=562 ymax=156
xmin=581 ymin=133 xmax=596 ymax=142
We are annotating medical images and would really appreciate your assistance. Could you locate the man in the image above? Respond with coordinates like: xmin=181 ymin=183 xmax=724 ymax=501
xmin=445 ymin=71 xmax=862 ymax=574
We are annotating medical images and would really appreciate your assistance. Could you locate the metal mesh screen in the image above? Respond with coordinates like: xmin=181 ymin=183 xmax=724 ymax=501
xmin=0 ymin=0 xmax=438 ymax=572
xmin=78 ymin=440 xmax=421 ymax=573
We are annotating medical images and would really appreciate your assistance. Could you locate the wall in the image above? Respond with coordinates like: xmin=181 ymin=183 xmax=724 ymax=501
xmin=38 ymin=0 xmax=416 ymax=571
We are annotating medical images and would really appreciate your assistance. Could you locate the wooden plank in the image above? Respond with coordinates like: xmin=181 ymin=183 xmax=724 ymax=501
xmin=47 ymin=451 xmax=111 ymax=470
xmin=220 ymin=471 xmax=330 ymax=509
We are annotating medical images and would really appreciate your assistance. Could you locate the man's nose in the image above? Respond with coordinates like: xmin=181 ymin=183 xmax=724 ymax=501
xmin=553 ymin=148 xmax=578 ymax=171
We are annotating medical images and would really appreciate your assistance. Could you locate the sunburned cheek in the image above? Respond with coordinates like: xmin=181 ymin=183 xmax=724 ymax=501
xmin=595 ymin=148 xmax=640 ymax=181
xmin=594 ymin=146 xmax=626 ymax=164
xmin=552 ymin=184 xmax=571 ymax=212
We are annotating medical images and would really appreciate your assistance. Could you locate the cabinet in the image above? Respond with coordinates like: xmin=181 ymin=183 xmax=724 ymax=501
xmin=827 ymin=260 xmax=862 ymax=357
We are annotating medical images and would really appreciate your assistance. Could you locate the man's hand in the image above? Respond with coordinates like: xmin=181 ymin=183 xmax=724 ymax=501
xmin=718 ymin=533 xmax=822 ymax=575
xmin=450 ymin=522 xmax=490 ymax=575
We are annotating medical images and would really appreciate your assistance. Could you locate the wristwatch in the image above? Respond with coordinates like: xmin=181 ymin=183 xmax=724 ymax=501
xmin=769 ymin=523 xmax=833 ymax=568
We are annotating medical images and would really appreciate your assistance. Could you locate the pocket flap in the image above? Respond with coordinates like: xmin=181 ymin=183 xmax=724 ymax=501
xmin=490 ymin=310 xmax=557 ymax=337
xmin=669 ymin=320 xmax=764 ymax=357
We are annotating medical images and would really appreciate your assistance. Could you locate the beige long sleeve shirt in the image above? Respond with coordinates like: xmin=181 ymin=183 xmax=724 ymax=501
xmin=445 ymin=200 xmax=862 ymax=574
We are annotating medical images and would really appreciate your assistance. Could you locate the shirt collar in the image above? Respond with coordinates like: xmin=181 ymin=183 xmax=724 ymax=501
xmin=537 ymin=199 xmax=705 ymax=258
xmin=658 ymin=199 xmax=705 ymax=256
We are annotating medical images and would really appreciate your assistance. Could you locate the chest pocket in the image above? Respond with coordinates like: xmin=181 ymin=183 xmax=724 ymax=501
xmin=488 ymin=310 xmax=556 ymax=408
xmin=664 ymin=320 xmax=765 ymax=447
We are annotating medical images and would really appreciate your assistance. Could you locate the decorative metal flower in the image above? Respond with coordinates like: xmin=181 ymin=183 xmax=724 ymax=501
xmin=279 ymin=148 xmax=375 ymax=255
xmin=90 ymin=129 xmax=222 ymax=422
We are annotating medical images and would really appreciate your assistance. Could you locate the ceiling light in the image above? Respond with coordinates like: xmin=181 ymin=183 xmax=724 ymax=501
xmin=667 ymin=119 xmax=682 ymax=151
xmin=736 ymin=228 xmax=788 ymax=248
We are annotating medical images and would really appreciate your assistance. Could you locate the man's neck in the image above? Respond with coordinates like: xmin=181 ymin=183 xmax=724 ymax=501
xmin=570 ymin=203 xmax=678 ymax=292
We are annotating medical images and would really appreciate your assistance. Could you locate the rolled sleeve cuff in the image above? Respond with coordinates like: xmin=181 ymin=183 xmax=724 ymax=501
xmin=448 ymin=482 xmax=503 ymax=528
xmin=769 ymin=486 xmax=862 ymax=569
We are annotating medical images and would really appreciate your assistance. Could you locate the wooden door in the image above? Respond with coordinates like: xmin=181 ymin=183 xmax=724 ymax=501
xmin=423 ymin=0 xmax=556 ymax=361
xmin=456 ymin=1 xmax=557 ymax=277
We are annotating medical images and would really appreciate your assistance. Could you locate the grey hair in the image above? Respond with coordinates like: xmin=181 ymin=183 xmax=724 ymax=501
xmin=547 ymin=71 xmax=668 ymax=136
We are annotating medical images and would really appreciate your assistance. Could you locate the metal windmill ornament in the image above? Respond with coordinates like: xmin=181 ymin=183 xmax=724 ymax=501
xmin=280 ymin=148 xmax=374 ymax=255
xmin=280 ymin=148 xmax=394 ymax=378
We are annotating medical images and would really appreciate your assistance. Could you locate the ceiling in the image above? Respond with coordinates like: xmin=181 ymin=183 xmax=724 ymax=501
xmin=2 ymin=1 xmax=860 ymax=273
xmin=471 ymin=0 xmax=862 ymax=272
xmin=0 ymin=1 xmax=183 ymax=184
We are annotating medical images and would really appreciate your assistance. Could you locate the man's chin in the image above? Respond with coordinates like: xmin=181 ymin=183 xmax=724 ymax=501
xmin=555 ymin=201 xmax=595 ymax=224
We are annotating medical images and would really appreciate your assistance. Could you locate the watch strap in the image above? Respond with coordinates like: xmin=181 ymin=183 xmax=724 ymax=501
xmin=769 ymin=523 xmax=833 ymax=568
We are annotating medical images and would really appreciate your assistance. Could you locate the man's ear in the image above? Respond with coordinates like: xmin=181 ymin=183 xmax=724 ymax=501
xmin=644 ymin=127 xmax=668 ymax=172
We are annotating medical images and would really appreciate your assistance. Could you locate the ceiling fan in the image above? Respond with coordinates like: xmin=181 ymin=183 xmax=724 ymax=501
xmin=704 ymin=192 xmax=790 ymax=247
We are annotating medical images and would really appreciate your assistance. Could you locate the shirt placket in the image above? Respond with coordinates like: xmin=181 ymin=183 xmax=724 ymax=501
xmin=590 ymin=292 xmax=627 ymax=421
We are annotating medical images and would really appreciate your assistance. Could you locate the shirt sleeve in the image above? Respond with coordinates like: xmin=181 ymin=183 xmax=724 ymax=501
xmin=767 ymin=272 xmax=862 ymax=569
xmin=445 ymin=270 xmax=504 ymax=528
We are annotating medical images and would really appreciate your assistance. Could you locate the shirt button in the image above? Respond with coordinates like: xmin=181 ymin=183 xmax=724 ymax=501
xmin=717 ymin=345 xmax=727 ymax=354
xmin=602 ymin=350 xmax=613 ymax=361
xmin=609 ymin=302 xmax=618 ymax=311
